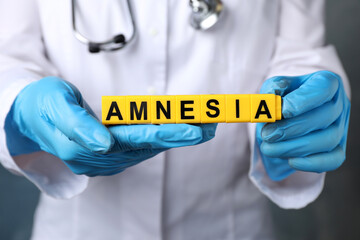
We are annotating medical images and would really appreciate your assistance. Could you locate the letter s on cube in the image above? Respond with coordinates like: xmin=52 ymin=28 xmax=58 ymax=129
xmin=200 ymin=95 xmax=226 ymax=123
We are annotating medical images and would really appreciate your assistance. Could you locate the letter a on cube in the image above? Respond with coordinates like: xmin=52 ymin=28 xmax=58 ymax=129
xmin=251 ymin=94 xmax=276 ymax=122
xmin=102 ymin=96 xmax=127 ymax=124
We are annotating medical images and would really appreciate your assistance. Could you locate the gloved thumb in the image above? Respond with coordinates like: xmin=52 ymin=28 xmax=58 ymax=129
xmin=261 ymin=71 xmax=339 ymax=118
xmin=38 ymin=77 xmax=114 ymax=153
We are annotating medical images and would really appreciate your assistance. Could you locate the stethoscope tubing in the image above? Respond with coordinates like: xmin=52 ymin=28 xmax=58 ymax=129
xmin=71 ymin=0 xmax=137 ymax=52
xmin=71 ymin=0 xmax=222 ymax=53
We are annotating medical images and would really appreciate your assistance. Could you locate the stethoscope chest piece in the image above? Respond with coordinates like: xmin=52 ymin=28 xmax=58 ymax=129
xmin=189 ymin=0 xmax=224 ymax=30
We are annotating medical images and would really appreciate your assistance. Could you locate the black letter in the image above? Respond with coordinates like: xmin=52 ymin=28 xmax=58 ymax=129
xmin=255 ymin=100 xmax=272 ymax=119
xmin=130 ymin=102 xmax=148 ymax=120
xmin=206 ymin=99 xmax=220 ymax=118
xmin=180 ymin=101 xmax=195 ymax=119
xmin=106 ymin=101 xmax=123 ymax=121
xmin=236 ymin=99 xmax=240 ymax=118
xmin=156 ymin=101 xmax=171 ymax=119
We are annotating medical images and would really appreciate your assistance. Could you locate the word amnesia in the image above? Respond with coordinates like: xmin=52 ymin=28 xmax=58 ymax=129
xmin=102 ymin=94 xmax=282 ymax=124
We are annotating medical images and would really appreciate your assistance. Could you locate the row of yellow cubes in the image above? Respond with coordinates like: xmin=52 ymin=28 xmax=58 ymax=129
xmin=102 ymin=94 xmax=282 ymax=124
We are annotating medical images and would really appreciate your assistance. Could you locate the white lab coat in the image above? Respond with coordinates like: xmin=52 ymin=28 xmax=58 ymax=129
xmin=0 ymin=0 xmax=350 ymax=239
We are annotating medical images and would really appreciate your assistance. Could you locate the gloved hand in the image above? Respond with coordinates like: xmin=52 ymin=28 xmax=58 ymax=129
xmin=256 ymin=71 xmax=350 ymax=181
xmin=5 ymin=77 xmax=217 ymax=177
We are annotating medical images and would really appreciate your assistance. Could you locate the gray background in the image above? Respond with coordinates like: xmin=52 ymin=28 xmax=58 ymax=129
xmin=1 ymin=0 xmax=360 ymax=239
xmin=271 ymin=0 xmax=360 ymax=239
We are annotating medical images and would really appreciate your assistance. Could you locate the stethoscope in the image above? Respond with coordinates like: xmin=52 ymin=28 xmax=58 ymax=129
xmin=71 ymin=0 xmax=224 ymax=53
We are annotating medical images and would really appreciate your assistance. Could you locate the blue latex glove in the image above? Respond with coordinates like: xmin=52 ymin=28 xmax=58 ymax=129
xmin=5 ymin=77 xmax=217 ymax=177
xmin=256 ymin=71 xmax=350 ymax=181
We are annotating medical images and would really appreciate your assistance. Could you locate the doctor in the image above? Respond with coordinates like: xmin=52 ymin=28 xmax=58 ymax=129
xmin=0 ymin=0 xmax=350 ymax=239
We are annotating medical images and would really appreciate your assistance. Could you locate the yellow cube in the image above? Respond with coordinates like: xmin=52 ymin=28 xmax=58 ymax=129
xmin=102 ymin=96 xmax=127 ymax=125
xmin=250 ymin=94 xmax=277 ymax=122
xmin=126 ymin=96 xmax=151 ymax=124
xmin=151 ymin=96 xmax=176 ymax=124
xmin=175 ymin=95 xmax=201 ymax=123
xmin=102 ymin=94 xmax=281 ymax=124
xmin=225 ymin=94 xmax=251 ymax=122
xmin=200 ymin=95 xmax=226 ymax=123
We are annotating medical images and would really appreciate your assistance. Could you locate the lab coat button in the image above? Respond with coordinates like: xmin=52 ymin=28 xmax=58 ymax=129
xmin=149 ymin=28 xmax=159 ymax=37
xmin=147 ymin=86 xmax=157 ymax=95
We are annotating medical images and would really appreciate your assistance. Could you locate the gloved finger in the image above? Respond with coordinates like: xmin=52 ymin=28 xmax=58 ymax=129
xmin=195 ymin=123 xmax=217 ymax=144
xmin=261 ymin=71 xmax=340 ymax=118
xmin=282 ymin=71 xmax=340 ymax=118
xmin=36 ymin=117 xmax=115 ymax=170
xmin=98 ymin=150 xmax=166 ymax=176
xmin=260 ymin=113 xmax=346 ymax=158
xmin=85 ymin=167 xmax=125 ymax=177
xmin=119 ymin=148 xmax=168 ymax=159
xmin=261 ymin=75 xmax=306 ymax=96
xmin=339 ymin=99 xmax=351 ymax=150
xmin=64 ymin=157 xmax=129 ymax=176
xmin=261 ymin=156 xmax=296 ymax=181
xmin=109 ymin=124 xmax=211 ymax=152
xmin=261 ymin=89 xmax=343 ymax=142
xmin=80 ymin=149 xmax=166 ymax=176
xmin=43 ymin=80 xmax=114 ymax=153
xmin=288 ymin=145 xmax=345 ymax=173
xmin=256 ymin=122 xmax=297 ymax=181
